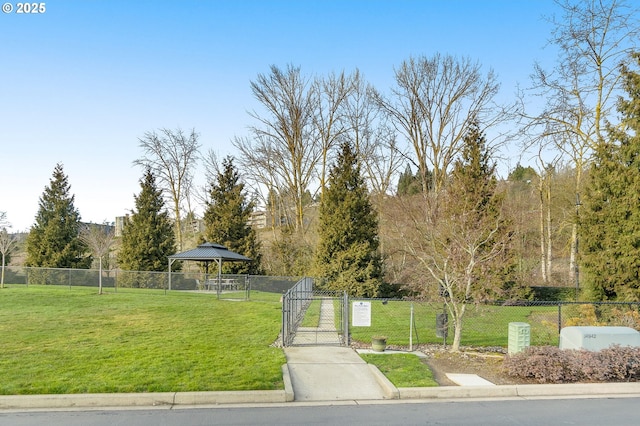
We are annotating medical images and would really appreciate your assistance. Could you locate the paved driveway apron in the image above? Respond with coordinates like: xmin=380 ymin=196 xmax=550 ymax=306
xmin=284 ymin=346 xmax=388 ymax=401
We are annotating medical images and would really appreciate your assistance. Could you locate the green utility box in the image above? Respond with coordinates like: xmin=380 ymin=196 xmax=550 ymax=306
xmin=508 ymin=322 xmax=531 ymax=355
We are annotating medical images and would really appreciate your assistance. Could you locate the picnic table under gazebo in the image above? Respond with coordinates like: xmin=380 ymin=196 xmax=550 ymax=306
xmin=167 ymin=242 xmax=252 ymax=294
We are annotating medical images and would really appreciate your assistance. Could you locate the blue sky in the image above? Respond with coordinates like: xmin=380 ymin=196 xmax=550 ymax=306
xmin=0 ymin=0 xmax=558 ymax=231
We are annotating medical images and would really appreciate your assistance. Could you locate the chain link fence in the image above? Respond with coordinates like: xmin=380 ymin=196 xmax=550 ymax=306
xmin=1 ymin=266 xmax=299 ymax=301
xmin=347 ymin=299 xmax=640 ymax=349
xmin=4 ymin=266 xmax=639 ymax=350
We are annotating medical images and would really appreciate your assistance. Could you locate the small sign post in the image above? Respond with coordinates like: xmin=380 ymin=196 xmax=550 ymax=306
xmin=352 ymin=301 xmax=371 ymax=327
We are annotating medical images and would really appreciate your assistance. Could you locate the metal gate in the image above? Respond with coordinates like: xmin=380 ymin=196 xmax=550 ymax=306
xmin=282 ymin=278 xmax=348 ymax=347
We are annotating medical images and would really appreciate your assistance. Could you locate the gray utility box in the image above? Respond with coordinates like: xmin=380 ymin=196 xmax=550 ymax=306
xmin=508 ymin=322 xmax=530 ymax=354
xmin=559 ymin=326 xmax=640 ymax=351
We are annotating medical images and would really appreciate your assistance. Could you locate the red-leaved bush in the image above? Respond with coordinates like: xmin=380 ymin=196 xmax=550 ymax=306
xmin=504 ymin=345 xmax=640 ymax=383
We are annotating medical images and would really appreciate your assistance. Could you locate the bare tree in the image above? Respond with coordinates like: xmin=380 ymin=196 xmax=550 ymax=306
xmin=521 ymin=0 xmax=639 ymax=283
xmin=235 ymin=65 xmax=319 ymax=232
xmin=79 ymin=223 xmax=115 ymax=294
xmin=392 ymin=190 xmax=510 ymax=351
xmin=372 ymin=54 xmax=504 ymax=192
xmin=233 ymin=135 xmax=282 ymax=229
xmin=135 ymin=128 xmax=201 ymax=250
xmin=202 ymin=148 xmax=222 ymax=190
xmin=313 ymin=70 xmax=357 ymax=201
xmin=0 ymin=213 xmax=17 ymax=289
xmin=537 ymin=161 xmax=554 ymax=284
xmin=342 ymin=72 xmax=404 ymax=196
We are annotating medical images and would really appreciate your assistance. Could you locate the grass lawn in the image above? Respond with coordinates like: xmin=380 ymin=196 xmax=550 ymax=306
xmin=0 ymin=285 xmax=286 ymax=395
xmin=300 ymin=299 xmax=321 ymax=327
xmin=360 ymin=353 xmax=438 ymax=387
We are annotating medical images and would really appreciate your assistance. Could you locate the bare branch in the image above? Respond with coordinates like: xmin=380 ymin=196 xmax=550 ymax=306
xmin=373 ymin=54 xmax=508 ymax=192
xmin=134 ymin=128 xmax=201 ymax=250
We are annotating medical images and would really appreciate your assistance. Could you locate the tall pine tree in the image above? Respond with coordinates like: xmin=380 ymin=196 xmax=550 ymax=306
xmin=118 ymin=169 xmax=176 ymax=272
xmin=26 ymin=163 xmax=91 ymax=268
xmin=202 ymin=156 xmax=262 ymax=274
xmin=447 ymin=121 xmax=514 ymax=300
xmin=315 ymin=141 xmax=383 ymax=297
xmin=449 ymin=121 xmax=502 ymax=229
xmin=580 ymin=53 xmax=640 ymax=301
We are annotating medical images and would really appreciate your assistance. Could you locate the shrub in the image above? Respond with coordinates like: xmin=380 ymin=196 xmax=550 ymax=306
xmin=504 ymin=345 xmax=640 ymax=383
xmin=609 ymin=308 xmax=640 ymax=329
xmin=563 ymin=304 xmax=605 ymax=327
xmin=563 ymin=304 xmax=640 ymax=328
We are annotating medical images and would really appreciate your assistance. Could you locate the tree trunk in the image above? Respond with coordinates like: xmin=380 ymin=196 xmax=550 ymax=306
xmin=173 ymin=198 xmax=183 ymax=251
xmin=98 ymin=256 xmax=103 ymax=295
xmin=539 ymin=178 xmax=548 ymax=283
xmin=450 ymin=305 xmax=465 ymax=352
xmin=546 ymin=181 xmax=552 ymax=281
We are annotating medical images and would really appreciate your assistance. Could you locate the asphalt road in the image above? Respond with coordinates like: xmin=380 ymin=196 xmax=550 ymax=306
xmin=2 ymin=397 xmax=639 ymax=426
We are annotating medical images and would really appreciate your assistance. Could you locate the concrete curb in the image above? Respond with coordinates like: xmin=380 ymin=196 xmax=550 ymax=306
xmin=2 ymin=382 xmax=640 ymax=410
xmin=367 ymin=364 xmax=399 ymax=399
xmin=281 ymin=364 xmax=295 ymax=402
xmin=398 ymin=382 xmax=640 ymax=400
xmin=0 ymin=392 xmax=175 ymax=410
xmin=0 ymin=390 xmax=289 ymax=410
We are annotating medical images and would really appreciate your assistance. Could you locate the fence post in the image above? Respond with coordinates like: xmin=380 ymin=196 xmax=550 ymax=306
xmin=558 ymin=303 xmax=562 ymax=335
xmin=343 ymin=291 xmax=349 ymax=347
xmin=282 ymin=291 xmax=287 ymax=347
xmin=245 ymin=275 xmax=250 ymax=301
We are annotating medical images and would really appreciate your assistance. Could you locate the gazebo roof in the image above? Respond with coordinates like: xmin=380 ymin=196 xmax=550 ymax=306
xmin=168 ymin=242 xmax=251 ymax=262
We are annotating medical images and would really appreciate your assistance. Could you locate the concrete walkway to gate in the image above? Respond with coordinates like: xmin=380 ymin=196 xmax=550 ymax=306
xmin=284 ymin=298 xmax=395 ymax=401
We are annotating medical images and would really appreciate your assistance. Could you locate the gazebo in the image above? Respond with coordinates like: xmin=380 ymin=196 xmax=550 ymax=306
xmin=167 ymin=242 xmax=252 ymax=292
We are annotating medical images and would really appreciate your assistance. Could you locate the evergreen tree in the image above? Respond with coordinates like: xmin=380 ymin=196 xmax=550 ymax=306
xmin=450 ymin=121 xmax=502 ymax=223
xmin=447 ymin=121 xmax=514 ymax=300
xmin=397 ymin=164 xmax=420 ymax=195
xmin=508 ymin=164 xmax=537 ymax=184
xmin=580 ymin=53 xmax=640 ymax=301
xmin=25 ymin=163 xmax=91 ymax=268
xmin=315 ymin=141 xmax=383 ymax=297
xmin=118 ymin=169 xmax=176 ymax=272
xmin=202 ymin=156 xmax=262 ymax=274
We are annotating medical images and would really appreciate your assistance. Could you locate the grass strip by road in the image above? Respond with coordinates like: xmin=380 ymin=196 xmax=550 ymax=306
xmin=360 ymin=353 xmax=438 ymax=387
xmin=0 ymin=285 xmax=285 ymax=395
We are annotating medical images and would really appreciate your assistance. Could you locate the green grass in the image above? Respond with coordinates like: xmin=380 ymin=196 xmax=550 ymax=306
xmin=300 ymin=299 xmax=321 ymax=327
xmin=348 ymin=301 xmax=559 ymax=347
xmin=360 ymin=353 xmax=438 ymax=387
xmin=0 ymin=285 xmax=286 ymax=395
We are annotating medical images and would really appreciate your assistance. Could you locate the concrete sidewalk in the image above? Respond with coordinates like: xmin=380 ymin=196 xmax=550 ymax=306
xmin=284 ymin=297 xmax=395 ymax=401
xmin=284 ymin=346 xmax=396 ymax=401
